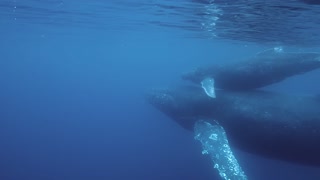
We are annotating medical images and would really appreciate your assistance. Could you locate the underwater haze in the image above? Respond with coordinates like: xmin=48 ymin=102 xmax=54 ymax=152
xmin=0 ymin=0 xmax=320 ymax=180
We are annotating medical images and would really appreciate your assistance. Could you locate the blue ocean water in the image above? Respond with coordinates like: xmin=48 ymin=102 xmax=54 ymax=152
xmin=0 ymin=0 xmax=320 ymax=180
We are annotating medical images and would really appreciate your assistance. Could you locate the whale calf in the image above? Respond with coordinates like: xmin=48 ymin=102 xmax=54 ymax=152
xmin=147 ymin=86 xmax=320 ymax=166
xmin=182 ymin=51 xmax=320 ymax=90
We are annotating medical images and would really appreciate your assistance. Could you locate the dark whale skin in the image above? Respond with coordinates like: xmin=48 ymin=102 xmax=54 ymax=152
xmin=147 ymin=86 xmax=320 ymax=166
xmin=300 ymin=0 xmax=320 ymax=5
xmin=182 ymin=52 xmax=320 ymax=90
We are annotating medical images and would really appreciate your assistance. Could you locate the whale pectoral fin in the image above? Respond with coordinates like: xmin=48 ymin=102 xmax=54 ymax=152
xmin=194 ymin=120 xmax=247 ymax=180
xmin=201 ymin=78 xmax=216 ymax=98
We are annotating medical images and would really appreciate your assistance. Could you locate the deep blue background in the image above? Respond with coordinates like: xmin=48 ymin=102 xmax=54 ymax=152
xmin=1 ymin=1 xmax=320 ymax=179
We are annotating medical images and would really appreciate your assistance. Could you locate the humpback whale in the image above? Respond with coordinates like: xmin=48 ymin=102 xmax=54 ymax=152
xmin=147 ymin=86 xmax=320 ymax=166
xmin=182 ymin=51 xmax=320 ymax=90
xmin=147 ymin=49 xmax=320 ymax=179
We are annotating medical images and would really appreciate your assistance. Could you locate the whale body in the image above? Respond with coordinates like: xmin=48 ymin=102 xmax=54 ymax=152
xmin=182 ymin=51 xmax=320 ymax=90
xmin=147 ymin=86 xmax=320 ymax=166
